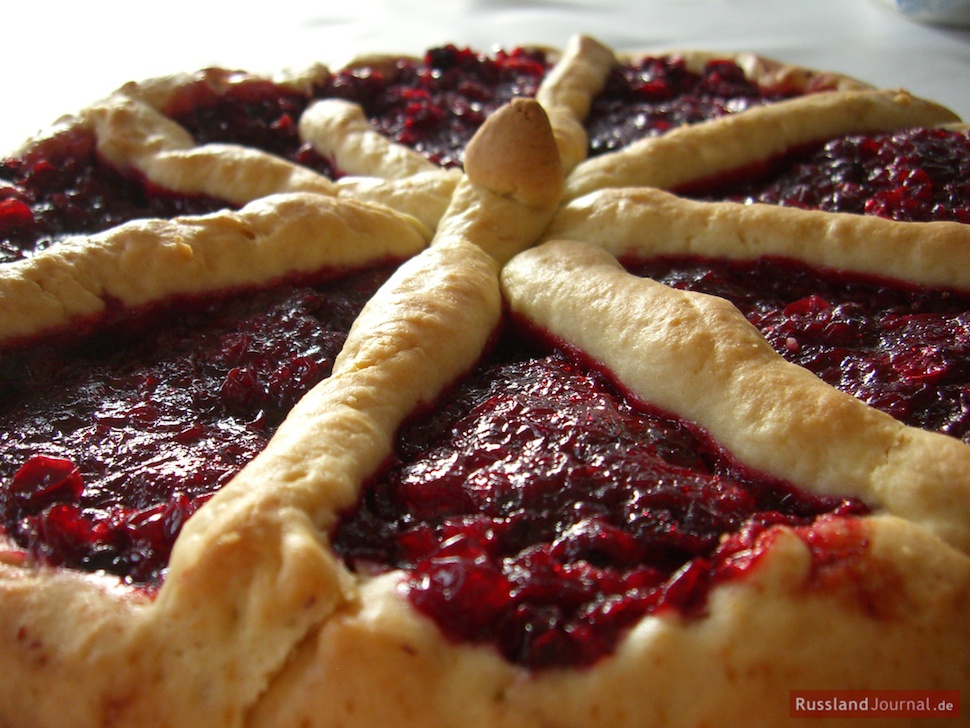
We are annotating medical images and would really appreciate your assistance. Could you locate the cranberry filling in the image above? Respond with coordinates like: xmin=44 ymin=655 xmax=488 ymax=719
xmin=167 ymin=77 xmax=317 ymax=163
xmin=690 ymin=128 xmax=970 ymax=223
xmin=0 ymin=265 xmax=394 ymax=588
xmin=628 ymin=256 xmax=970 ymax=442
xmin=333 ymin=329 xmax=868 ymax=669
xmin=169 ymin=45 xmax=549 ymax=173
xmin=164 ymin=77 xmax=334 ymax=178
xmin=0 ymin=127 xmax=230 ymax=264
xmin=585 ymin=56 xmax=802 ymax=156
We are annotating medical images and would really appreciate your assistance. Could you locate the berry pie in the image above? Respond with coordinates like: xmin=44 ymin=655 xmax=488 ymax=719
xmin=1 ymin=34 xmax=968 ymax=727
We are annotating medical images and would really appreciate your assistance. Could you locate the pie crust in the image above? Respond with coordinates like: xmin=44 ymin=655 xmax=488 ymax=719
xmin=1 ymin=34 xmax=969 ymax=728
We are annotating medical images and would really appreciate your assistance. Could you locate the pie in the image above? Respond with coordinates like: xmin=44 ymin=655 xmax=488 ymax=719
xmin=1 ymin=34 xmax=969 ymax=727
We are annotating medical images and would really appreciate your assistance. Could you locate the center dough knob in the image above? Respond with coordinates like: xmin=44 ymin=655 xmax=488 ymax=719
xmin=462 ymin=97 xmax=564 ymax=210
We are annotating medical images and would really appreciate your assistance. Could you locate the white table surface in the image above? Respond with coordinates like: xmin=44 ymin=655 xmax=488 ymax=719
xmin=3 ymin=0 xmax=969 ymax=153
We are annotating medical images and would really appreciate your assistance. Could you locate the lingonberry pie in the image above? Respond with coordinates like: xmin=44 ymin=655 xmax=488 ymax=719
xmin=1 ymin=33 xmax=968 ymax=728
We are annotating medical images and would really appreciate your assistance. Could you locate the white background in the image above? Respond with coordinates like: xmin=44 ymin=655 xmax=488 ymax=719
xmin=3 ymin=0 xmax=969 ymax=152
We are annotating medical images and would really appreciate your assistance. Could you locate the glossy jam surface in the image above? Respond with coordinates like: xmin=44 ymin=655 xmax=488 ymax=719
xmin=585 ymin=56 xmax=800 ymax=156
xmin=169 ymin=45 xmax=549 ymax=172
xmin=693 ymin=128 xmax=970 ymax=223
xmin=629 ymin=256 xmax=970 ymax=442
xmin=0 ymin=267 xmax=393 ymax=588
xmin=333 ymin=332 xmax=867 ymax=669
xmin=0 ymin=127 xmax=229 ymax=263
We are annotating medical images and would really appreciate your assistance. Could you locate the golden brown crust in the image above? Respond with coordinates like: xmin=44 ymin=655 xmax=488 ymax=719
xmin=564 ymin=89 xmax=961 ymax=200
xmin=335 ymin=169 xmax=463 ymax=231
xmin=299 ymin=98 xmax=440 ymax=179
xmin=547 ymin=186 xmax=970 ymax=290
xmin=0 ymin=192 xmax=432 ymax=346
xmin=535 ymin=34 xmax=616 ymax=174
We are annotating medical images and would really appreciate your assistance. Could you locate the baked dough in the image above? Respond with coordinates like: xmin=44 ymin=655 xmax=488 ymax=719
xmin=0 ymin=193 xmax=432 ymax=346
xmin=564 ymin=88 xmax=961 ymax=200
xmin=1 ymin=34 xmax=968 ymax=728
xmin=535 ymin=35 xmax=873 ymax=176
xmin=547 ymin=186 xmax=970 ymax=290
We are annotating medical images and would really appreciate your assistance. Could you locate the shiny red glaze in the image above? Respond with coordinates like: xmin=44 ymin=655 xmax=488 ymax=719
xmin=0 ymin=267 xmax=394 ymax=588
xmin=333 ymin=330 xmax=868 ymax=669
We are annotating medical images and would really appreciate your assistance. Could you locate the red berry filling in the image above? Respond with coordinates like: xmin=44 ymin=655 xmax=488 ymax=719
xmin=333 ymin=330 xmax=868 ymax=669
xmin=628 ymin=256 xmax=970 ymax=441
xmin=167 ymin=45 xmax=549 ymax=173
xmin=316 ymin=45 xmax=549 ymax=168
xmin=0 ymin=266 xmax=394 ymax=588
xmin=165 ymin=76 xmax=322 ymax=169
xmin=585 ymin=56 xmax=802 ymax=156
xmin=690 ymin=128 xmax=970 ymax=223
xmin=0 ymin=127 xmax=230 ymax=263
